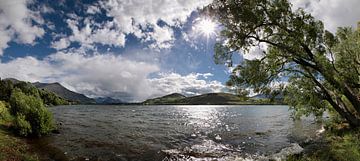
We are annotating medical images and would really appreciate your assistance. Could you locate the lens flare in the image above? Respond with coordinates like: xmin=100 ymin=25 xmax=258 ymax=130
xmin=196 ymin=19 xmax=216 ymax=37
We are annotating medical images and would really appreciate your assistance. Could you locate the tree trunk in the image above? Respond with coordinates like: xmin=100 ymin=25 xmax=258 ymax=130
xmin=326 ymin=94 xmax=360 ymax=127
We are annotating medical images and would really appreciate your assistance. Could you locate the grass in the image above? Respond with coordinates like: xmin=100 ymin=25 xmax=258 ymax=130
xmin=287 ymin=124 xmax=360 ymax=161
xmin=0 ymin=121 xmax=40 ymax=161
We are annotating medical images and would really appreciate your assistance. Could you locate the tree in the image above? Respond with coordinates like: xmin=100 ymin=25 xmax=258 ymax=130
xmin=208 ymin=0 xmax=360 ymax=126
xmin=9 ymin=88 xmax=55 ymax=136
xmin=0 ymin=79 xmax=14 ymax=102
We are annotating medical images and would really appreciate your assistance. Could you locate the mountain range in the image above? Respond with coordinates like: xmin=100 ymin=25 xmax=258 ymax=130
xmin=141 ymin=92 xmax=274 ymax=105
xmin=4 ymin=78 xmax=283 ymax=105
xmin=32 ymin=82 xmax=96 ymax=104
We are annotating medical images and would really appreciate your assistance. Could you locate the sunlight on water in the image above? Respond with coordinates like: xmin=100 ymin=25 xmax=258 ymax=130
xmin=179 ymin=105 xmax=222 ymax=129
xmin=34 ymin=105 xmax=323 ymax=161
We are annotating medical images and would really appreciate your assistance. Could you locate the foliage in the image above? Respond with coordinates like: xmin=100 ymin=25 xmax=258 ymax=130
xmin=0 ymin=79 xmax=67 ymax=137
xmin=13 ymin=114 xmax=32 ymax=137
xmin=208 ymin=0 xmax=360 ymax=126
xmin=0 ymin=80 xmax=14 ymax=102
xmin=9 ymin=88 xmax=55 ymax=137
xmin=287 ymin=127 xmax=360 ymax=161
xmin=0 ymin=79 xmax=68 ymax=106
xmin=0 ymin=101 xmax=12 ymax=122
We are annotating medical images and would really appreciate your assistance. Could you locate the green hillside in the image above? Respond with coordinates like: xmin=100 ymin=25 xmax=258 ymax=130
xmin=143 ymin=93 xmax=186 ymax=105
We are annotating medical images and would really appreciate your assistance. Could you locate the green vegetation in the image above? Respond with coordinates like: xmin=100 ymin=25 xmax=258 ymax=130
xmin=287 ymin=126 xmax=360 ymax=161
xmin=208 ymin=0 xmax=360 ymax=160
xmin=0 ymin=78 xmax=68 ymax=137
xmin=0 ymin=122 xmax=40 ymax=161
xmin=9 ymin=88 xmax=55 ymax=136
xmin=209 ymin=0 xmax=360 ymax=126
xmin=143 ymin=93 xmax=186 ymax=105
xmin=1 ymin=100 xmax=41 ymax=160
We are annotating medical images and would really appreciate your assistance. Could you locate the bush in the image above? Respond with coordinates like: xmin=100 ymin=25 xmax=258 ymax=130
xmin=9 ymin=88 xmax=55 ymax=137
xmin=0 ymin=101 xmax=12 ymax=122
xmin=13 ymin=114 xmax=32 ymax=136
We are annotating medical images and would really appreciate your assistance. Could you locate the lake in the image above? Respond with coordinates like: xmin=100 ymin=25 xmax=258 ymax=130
xmin=31 ymin=105 xmax=323 ymax=161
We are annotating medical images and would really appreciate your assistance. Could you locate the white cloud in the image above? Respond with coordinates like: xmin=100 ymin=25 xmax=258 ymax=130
xmin=99 ymin=0 xmax=212 ymax=49
xmin=149 ymin=72 xmax=225 ymax=96
xmin=51 ymin=38 xmax=71 ymax=50
xmin=51 ymin=0 xmax=212 ymax=51
xmin=242 ymin=43 xmax=267 ymax=60
xmin=0 ymin=0 xmax=45 ymax=55
xmin=56 ymin=19 xmax=126 ymax=50
xmin=0 ymin=52 xmax=225 ymax=102
xmin=40 ymin=4 xmax=55 ymax=14
xmin=100 ymin=0 xmax=212 ymax=32
xmin=291 ymin=0 xmax=360 ymax=32
xmin=145 ymin=25 xmax=175 ymax=49
xmin=86 ymin=5 xmax=100 ymax=14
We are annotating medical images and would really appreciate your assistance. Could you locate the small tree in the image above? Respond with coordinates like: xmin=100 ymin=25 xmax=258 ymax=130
xmin=209 ymin=0 xmax=360 ymax=126
xmin=10 ymin=88 xmax=55 ymax=136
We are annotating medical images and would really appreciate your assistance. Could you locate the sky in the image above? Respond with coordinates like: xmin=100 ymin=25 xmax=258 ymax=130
xmin=0 ymin=0 xmax=359 ymax=102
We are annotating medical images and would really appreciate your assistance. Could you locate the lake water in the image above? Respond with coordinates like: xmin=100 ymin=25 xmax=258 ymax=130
xmin=32 ymin=105 xmax=323 ymax=161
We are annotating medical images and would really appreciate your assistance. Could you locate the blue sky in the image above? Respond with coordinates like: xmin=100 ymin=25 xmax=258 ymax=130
xmin=0 ymin=0 xmax=359 ymax=101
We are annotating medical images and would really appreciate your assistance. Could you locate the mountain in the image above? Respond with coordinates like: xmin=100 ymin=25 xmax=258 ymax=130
xmin=143 ymin=93 xmax=186 ymax=105
xmin=179 ymin=93 xmax=247 ymax=105
xmin=32 ymin=82 xmax=96 ymax=104
xmin=3 ymin=78 xmax=22 ymax=84
xmin=143 ymin=93 xmax=249 ymax=105
xmin=94 ymin=97 xmax=124 ymax=105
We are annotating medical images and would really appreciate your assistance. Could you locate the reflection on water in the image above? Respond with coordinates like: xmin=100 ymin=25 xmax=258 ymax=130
xmin=33 ymin=105 xmax=323 ymax=161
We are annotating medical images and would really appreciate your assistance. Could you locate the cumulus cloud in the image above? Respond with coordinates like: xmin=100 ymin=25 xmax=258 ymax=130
xmin=100 ymin=0 xmax=212 ymax=32
xmin=0 ymin=53 xmax=224 ymax=102
xmin=291 ymin=0 xmax=360 ymax=32
xmin=145 ymin=25 xmax=175 ymax=49
xmin=0 ymin=0 xmax=45 ymax=55
xmin=51 ymin=0 xmax=213 ymax=51
xmin=51 ymin=38 xmax=71 ymax=50
xmin=63 ymin=19 xmax=126 ymax=50
xmin=149 ymin=72 xmax=225 ymax=96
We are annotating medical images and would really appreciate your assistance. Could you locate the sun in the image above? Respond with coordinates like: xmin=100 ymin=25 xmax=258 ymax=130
xmin=196 ymin=18 xmax=216 ymax=37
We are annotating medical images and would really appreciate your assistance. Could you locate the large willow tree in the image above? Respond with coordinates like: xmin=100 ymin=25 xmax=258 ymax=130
xmin=208 ymin=0 xmax=360 ymax=126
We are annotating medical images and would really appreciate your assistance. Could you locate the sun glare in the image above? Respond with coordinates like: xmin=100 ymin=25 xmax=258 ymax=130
xmin=196 ymin=18 xmax=216 ymax=37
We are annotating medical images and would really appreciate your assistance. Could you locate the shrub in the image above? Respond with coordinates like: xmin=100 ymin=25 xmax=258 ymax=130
xmin=13 ymin=114 xmax=32 ymax=136
xmin=9 ymin=88 xmax=55 ymax=137
xmin=0 ymin=101 xmax=12 ymax=122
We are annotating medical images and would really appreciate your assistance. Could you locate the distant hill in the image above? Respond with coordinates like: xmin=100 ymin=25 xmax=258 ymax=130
xmin=94 ymin=97 xmax=124 ymax=105
xmin=143 ymin=93 xmax=186 ymax=105
xmin=179 ymin=93 xmax=248 ymax=105
xmin=143 ymin=93 xmax=250 ymax=105
xmin=32 ymin=82 xmax=96 ymax=104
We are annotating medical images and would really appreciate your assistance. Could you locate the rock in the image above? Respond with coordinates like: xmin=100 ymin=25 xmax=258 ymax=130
xmin=271 ymin=143 xmax=303 ymax=161
xmin=316 ymin=126 xmax=326 ymax=136
xmin=215 ymin=135 xmax=222 ymax=141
